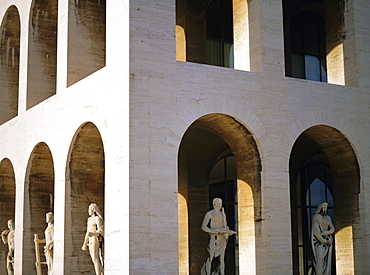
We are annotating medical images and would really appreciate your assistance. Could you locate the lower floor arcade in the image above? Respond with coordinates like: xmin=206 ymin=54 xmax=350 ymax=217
xmin=0 ymin=112 xmax=367 ymax=274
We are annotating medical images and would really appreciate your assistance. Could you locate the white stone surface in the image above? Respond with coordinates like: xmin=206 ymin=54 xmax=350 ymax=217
xmin=0 ymin=0 xmax=369 ymax=274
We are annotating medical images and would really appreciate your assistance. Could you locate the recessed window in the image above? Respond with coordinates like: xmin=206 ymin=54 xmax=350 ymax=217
xmin=176 ymin=0 xmax=234 ymax=68
xmin=206 ymin=0 xmax=234 ymax=68
xmin=290 ymin=13 xmax=327 ymax=82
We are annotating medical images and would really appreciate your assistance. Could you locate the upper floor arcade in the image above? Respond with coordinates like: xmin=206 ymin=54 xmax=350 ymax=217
xmin=0 ymin=0 xmax=106 ymax=125
xmin=0 ymin=0 xmax=368 ymax=127
xmin=176 ymin=0 xmax=360 ymax=87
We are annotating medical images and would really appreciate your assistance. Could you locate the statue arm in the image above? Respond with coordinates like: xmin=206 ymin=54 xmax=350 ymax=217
xmin=312 ymin=216 xmax=328 ymax=244
xmin=201 ymin=212 xmax=215 ymax=234
xmin=45 ymin=240 xmax=54 ymax=251
xmin=1 ymin=230 xmax=9 ymax=244
xmin=96 ymin=217 xmax=104 ymax=238
xmin=45 ymin=227 xmax=54 ymax=250
xmin=323 ymin=217 xmax=335 ymax=236
xmin=45 ymin=229 xmax=54 ymax=250
xmin=82 ymin=226 xmax=89 ymax=250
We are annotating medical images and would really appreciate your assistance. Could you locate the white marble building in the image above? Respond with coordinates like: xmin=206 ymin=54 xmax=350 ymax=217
xmin=0 ymin=0 xmax=369 ymax=274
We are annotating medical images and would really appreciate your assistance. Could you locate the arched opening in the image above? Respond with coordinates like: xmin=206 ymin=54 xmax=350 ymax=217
xmin=27 ymin=0 xmax=58 ymax=109
xmin=176 ymin=0 xmax=234 ymax=68
xmin=283 ymin=0 xmax=346 ymax=85
xmin=290 ymin=125 xmax=360 ymax=274
xmin=65 ymin=122 xmax=105 ymax=273
xmin=23 ymin=142 xmax=55 ymax=274
xmin=0 ymin=158 xmax=16 ymax=275
xmin=178 ymin=114 xmax=261 ymax=274
xmin=0 ymin=6 xmax=20 ymax=124
xmin=67 ymin=0 xmax=106 ymax=86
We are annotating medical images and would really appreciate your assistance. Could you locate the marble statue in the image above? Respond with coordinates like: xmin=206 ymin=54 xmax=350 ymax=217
xmin=1 ymin=219 xmax=15 ymax=275
xmin=82 ymin=203 xmax=104 ymax=275
xmin=311 ymin=202 xmax=335 ymax=275
xmin=201 ymin=198 xmax=236 ymax=275
xmin=44 ymin=212 xmax=54 ymax=275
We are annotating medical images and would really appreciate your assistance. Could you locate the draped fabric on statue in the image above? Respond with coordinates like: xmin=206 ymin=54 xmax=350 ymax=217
xmin=311 ymin=214 xmax=333 ymax=275
xmin=201 ymin=234 xmax=229 ymax=275
xmin=209 ymin=235 xmax=228 ymax=258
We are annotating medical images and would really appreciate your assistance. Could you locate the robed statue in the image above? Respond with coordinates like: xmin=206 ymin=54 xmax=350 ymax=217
xmin=311 ymin=202 xmax=335 ymax=275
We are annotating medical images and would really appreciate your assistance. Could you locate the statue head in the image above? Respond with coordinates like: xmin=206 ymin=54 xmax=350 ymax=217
xmin=7 ymin=219 xmax=14 ymax=230
xmin=88 ymin=203 xmax=103 ymax=220
xmin=212 ymin=198 xmax=222 ymax=210
xmin=46 ymin=212 xmax=54 ymax=223
xmin=315 ymin=202 xmax=328 ymax=215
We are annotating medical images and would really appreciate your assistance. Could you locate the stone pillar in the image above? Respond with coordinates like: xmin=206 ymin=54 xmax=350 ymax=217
xmin=233 ymin=0 xmax=250 ymax=71
xmin=13 ymin=160 xmax=26 ymax=275
xmin=248 ymin=0 xmax=285 ymax=77
xmin=343 ymin=2 xmax=370 ymax=273
xmin=260 ymin=154 xmax=293 ymax=274
xmin=343 ymin=0 xmax=370 ymax=89
xmin=325 ymin=0 xmax=346 ymax=85
xmin=53 ymin=152 xmax=68 ymax=275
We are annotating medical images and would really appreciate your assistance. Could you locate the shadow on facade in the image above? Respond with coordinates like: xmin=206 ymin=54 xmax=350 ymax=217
xmin=67 ymin=0 xmax=106 ymax=87
xmin=27 ymin=0 xmax=58 ymax=109
xmin=0 ymin=6 xmax=20 ymax=124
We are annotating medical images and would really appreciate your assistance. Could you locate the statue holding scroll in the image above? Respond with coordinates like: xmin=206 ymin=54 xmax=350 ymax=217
xmin=201 ymin=198 xmax=236 ymax=275
xmin=311 ymin=202 xmax=335 ymax=275
xmin=82 ymin=203 xmax=104 ymax=275
xmin=1 ymin=219 xmax=15 ymax=275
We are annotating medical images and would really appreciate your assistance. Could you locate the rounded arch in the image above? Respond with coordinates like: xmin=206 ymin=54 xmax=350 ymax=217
xmin=166 ymin=97 xmax=270 ymax=157
xmin=65 ymin=122 xmax=105 ymax=274
xmin=27 ymin=0 xmax=58 ymax=109
xmin=0 ymin=158 xmax=16 ymax=275
xmin=285 ymin=110 xmax=362 ymax=155
xmin=0 ymin=5 xmax=20 ymax=124
xmin=289 ymin=125 xmax=360 ymax=274
xmin=178 ymin=113 xmax=261 ymax=274
xmin=23 ymin=142 xmax=55 ymax=274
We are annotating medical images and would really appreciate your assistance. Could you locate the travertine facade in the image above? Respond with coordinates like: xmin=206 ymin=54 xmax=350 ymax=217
xmin=0 ymin=0 xmax=369 ymax=274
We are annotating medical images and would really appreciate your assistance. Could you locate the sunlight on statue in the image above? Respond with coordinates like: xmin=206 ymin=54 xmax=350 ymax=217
xmin=201 ymin=198 xmax=236 ymax=275
xmin=311 ymin=202 xmax=335 ymax=275
xmin=1 ymin=219 xmax=14 ymax=275
xmin=44 ymin=212 xmax=54 ymax=275
xmin=82 ymin=203 xmax=104 ymax=275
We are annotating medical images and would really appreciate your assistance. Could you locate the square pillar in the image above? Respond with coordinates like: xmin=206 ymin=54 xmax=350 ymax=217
xmin=248 ymin=0 xmax=285 ymax=77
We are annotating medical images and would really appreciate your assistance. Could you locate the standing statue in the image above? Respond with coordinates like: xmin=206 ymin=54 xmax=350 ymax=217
xmin=82 ymin=203 xmax=104 ymax=275
xmin=1 ymin=219 xmax=15 ymax=275
xmin=311 ymin=202 xmax=335 ymax=275
xmin=201 ymin=198 xmax=236 ymax=275
xmin=44 ymin=212 xmax=54 ymax=275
